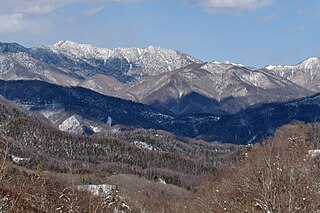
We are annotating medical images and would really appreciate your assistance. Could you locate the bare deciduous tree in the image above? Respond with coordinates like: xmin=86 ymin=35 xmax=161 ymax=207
xmin=195 ymin=123 xmax=320 ymax=213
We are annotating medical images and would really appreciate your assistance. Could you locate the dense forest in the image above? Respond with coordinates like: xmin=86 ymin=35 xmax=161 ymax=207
xmin=0 ymin=98 xmax=319 ymax=212
xmin=0 ymin=98 xmax=238 ymax=212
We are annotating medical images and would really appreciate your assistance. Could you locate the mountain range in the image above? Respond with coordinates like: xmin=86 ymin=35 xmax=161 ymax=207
xmin=2 ymin=41 xmax=317 ymax=115
xmin=1 ymin=40 xmax=320 ymax=144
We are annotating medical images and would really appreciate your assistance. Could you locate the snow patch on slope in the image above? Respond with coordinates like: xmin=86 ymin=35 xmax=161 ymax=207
xmin=59 ymin=115 xmax=82 ymax=133
xmin=77 ymin=184 xmax=113 ymax=196
xmin=133 ymin=141 xmax=154 ymax=151
xmin=11 ymin=155 xmax=30 ymax=164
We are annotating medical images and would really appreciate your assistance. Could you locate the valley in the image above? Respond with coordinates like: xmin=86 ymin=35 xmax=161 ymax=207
xmin=0 ymin=41 xmax=320 ymax=212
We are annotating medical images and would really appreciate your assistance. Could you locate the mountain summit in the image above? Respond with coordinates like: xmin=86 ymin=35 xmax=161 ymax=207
xmin=31 ymin=40 xmax=201 ymax=82
xmin=266 ymin=57 xmax=320 ymax=92
xmin=0 ymin=41 xmax=317 ymax=115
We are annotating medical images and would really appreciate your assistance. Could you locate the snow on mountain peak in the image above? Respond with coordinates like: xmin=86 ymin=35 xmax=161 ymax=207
xmin=224 ymin=60 xmax=244 ymax=67
xmin=265 ymin=64 xmax=291 ymax=70
xmin=301 ymin=56 xmax=320 ymax=67
xmin=0 ymin=42 xmax=29 ymax=53
xmin=146 ymin=45 xmax=158 ymax=50
xmin=54 ymin=40 xmax=66 ymax=47
xmin=266 ymin=57 xmax=320 ymax=71
xmin=304 ymin=56 xmax=320 ymax=62
xmin=212 ymin=61 xmax=222 ymax=65
xmin=264 ymin=56 xmax=320 ymax=92
xmin=36 ymin=40 xmax=203 ymax=81
xmin=53 ymin=40 xmax=77 ymax=47
xmin=209 ymin=60 xmax=244 ymax=67
xmin=52 ymin=40 xmax=99 ymax=52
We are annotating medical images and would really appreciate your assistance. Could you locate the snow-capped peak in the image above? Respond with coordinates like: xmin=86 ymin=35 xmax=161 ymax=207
xmin=36 ymin=40 xmax=203 ymax=81
xmin=266 ymin=57 xmax=320 ymax=70
xmin=224 ymin=60 xmax=244 ymax=67
xmin=54 ymin=40 xmax=66 ymax=46
xmin=146 ymin=45 xmax=159 ymax=50
xmin=264 ymin=56 xmax=320 ymax=92
xmin=53 ymin=40 xmax=76 ymax=47
xmin=300 ymin=56 xmax=320 ymax=66
xmin=265 ymin=64 xmax=292 ymax=70
xmin=52 ymin=40 xmax=99 ymax=51
xmin=210 ymin=60 xmax=244 ymax=67
xmin=304 ymin=56 xmax=320 ymax=62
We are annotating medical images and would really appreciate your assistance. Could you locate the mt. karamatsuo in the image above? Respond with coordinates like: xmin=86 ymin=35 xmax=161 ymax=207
xmin=1 ymin=41 xmax=320 ymax=144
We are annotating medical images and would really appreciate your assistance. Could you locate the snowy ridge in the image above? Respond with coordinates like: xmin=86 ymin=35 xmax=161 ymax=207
xmin=266 ymin=57 xmax=320 ymax=71
xmin=265 ymin=57 xmax=320 ymax=92
xmin=32 ymin=40 xmax=202 ymax=81
xmin=0 ymin=41 xmax=318 ymax=116
xmin=119 ymin=59 xmax=312 ymax=115
xmin=265 ymin=64 xmax=293 ymax=70
xmin=0 ymin=42 xmax=80 ymax=86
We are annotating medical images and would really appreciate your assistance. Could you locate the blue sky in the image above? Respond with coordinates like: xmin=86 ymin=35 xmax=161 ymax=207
xmin=0 ymin=0 xmax=320 ymax=67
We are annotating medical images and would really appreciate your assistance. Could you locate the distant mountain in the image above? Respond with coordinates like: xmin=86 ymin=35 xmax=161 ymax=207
xmin=0 ymin=80 xmax=174 ymax=133
xmin=1 ymin=41 xmax=316 ymax=116
xmin=203 ymin=92 xmax=320 ymax=144
xmin=0 ymin=42 xmax=28 ymax=53
xmin=0 ymin=42 xmax=80 ymax=87
xmin=1 ymin=80 xmax=320 ymax=145
xmin=31 ymin=40 xmax=201 ymax=83
xmin=0 ymin=80 xmax=223 ymax=138
xmin=123 ymin=62 xmax=311 ymax=114
xmin=266 ymin=57 xmax=320 ymax=92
